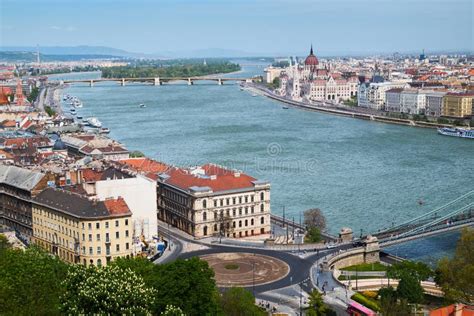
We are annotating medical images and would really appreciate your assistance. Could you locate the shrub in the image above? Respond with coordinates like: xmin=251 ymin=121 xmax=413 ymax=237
xmin=351 ymin=293 xmax=380 ymax=312
xmin=362 ymin=291 xmax=378 ymax=299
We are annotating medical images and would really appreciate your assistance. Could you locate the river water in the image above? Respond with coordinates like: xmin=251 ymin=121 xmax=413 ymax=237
xmin=50 ymin=63 xmax=473 ymax=262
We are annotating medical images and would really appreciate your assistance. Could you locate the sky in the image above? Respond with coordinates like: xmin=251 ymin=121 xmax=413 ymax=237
xmin=0 ymin=0 xmax=472 ymax=56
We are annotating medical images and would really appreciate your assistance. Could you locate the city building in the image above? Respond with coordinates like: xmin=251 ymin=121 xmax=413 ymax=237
xmin=32 ymin=187 xmax=133 ymax=266
xmin=442 ymin=92 xmax=474 ymax=118
xmin=425 ymin=91 xmax=447 ymax=117
xmin=264 ymin=66 xmax=284 ymax=83
xmin=157 ymin=164 xmax=271 ymax=239
xmin=0 ymin=165 xmax=49 ymax=243
xmin=385 ymin=88 xmax=404 ymax=113
xmin=400 ymin=89 xmax=427 ymax=114
xmin=61 ymin=134 xmax=129 ymax=160
xmin=358 ymin=82 xmax=408 ymax=110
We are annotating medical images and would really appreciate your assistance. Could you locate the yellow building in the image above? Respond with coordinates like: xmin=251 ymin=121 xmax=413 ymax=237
xmin=442 ymin=93 xmax=474 ymax=118
xmin=32 ymin=188 xmax=133 ymax=266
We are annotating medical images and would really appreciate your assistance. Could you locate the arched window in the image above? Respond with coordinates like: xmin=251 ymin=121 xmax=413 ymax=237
xmin=214 ymin=212 xmax=217 ymax=220
xmin=232 ymin=221 xmax=236 ymax=228
xmin=260 ymin=192 xmax=264 ymax=201
xmin=203 ymin=199 xmax=207 ymax=209
xmin=203 ymin=226 xmax=208 ymax=236
xmin=97 ymin=259 xmax=102 ymax=267
xmin=239 ymin=220 xmax=242 ymax=228
xmin=260 ymin=217 xmax=264 ymax=224
xmin=90 ymin=259 xmax=94 ymax=266
xmin=260 ymin=204 xmax=264 ymax=212
xmin=214 ymin=224 xmax=218 ymax=232
xmin=251 ymin=218 xmax=254 ymax=226
xmin=245 ymin=220 xmax=248 ymax=226
xmin=203 ymin=212 xmax=207 ymax=221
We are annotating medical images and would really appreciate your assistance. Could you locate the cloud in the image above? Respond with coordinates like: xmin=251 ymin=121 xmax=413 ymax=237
xmin=49 ymin=25 xmax=77 ymax=32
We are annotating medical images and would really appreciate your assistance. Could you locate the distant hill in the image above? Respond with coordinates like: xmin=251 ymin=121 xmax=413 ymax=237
xmin=0 ymin=46 xmax=141 ymax=58
xmin=0 ymin=51 xmax=124 ymax=62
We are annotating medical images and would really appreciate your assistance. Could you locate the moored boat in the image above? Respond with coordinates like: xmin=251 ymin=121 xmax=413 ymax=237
xmin=437 ymin=127 xmax=474 ymax=139
xmin=86 ymin=117 xmax=102 ymax=128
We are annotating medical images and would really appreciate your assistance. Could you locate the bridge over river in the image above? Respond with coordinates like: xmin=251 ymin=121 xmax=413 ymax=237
xmin=370 ymin=190 xmax=474 ymax=246
xmin=52 ymin=76 xmax=261 ymax=87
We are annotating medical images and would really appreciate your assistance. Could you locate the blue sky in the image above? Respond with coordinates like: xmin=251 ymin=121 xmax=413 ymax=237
xmin=1 ymin=0 xmax=472 ymax=56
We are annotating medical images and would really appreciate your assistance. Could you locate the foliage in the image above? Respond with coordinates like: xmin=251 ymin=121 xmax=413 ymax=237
xmin=161 ymin=305 xmax=186 ymax=316
xmin=343 ymin=96 xmax=358 ymax=107
xmin=0 ymin=246 xmax=68 ymax=315
xmin=60 ymin=264 xmax=156 ymax=314
xmin=27 ymin=86 xmax=40 ymax=103
xmin=435 ymin=227 xmax=474 ymax=304
xmin=101 ymin=62 xmax=240 ymax=79
xmin=387 ymin=261 xmax=433 ymax=281
xmin=307 ymin=289 xmax=336 ymax=316
xmin=305 ymin=227 xmax=322 ymax=243
xmin=0 ymin=234 xmax=10 ymax=250
xmin=437 ymin=117 xmax=450 ymax=124
xmin=45 ymin=105 xmax=56 ymax=117
xmin=351 ymin=292 xmax=380 ymax=312
xmin=396 ymin=273 xmax=424 ymax=304
xmin=224 ymin=263 xmax=239 ymax=270
xmin=362 ymin=291 xmax=378 ymax=299
xmin=469 ymin=119 xmax=474 ymax=128
xmin=219 ymin=287 xmax=266 ymax=316
xmin=412 ymin=114 xmax=427 ymax=122
xmin=341 ymin=262 xmax=387 ymax=272
xmin=379 ymin=287 xmax=412 ymax=316
xmin=267 ymin=77 xmax=280 ymax=90
xmin=130 ymin=150 xmax=145 ymax=158
xmin=303 ymin=208 xmax=327 ymax=230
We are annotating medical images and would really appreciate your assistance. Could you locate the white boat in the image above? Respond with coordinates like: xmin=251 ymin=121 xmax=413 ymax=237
xmin=437 ymin=127 xmax=474 ymax=139
xmin=139 ymin=103 xmax=146 ymax=108
xmin=99 ymin=127 xmax=110 ymax=134
xmin=74 ymin=102 xmax=83 ymax=108
xmin=86 ymin=117 xmax=102 ymax=128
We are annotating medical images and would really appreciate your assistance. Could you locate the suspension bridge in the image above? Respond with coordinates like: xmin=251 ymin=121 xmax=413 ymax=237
xmin=372 ymin=190 xmax=474 ymax=246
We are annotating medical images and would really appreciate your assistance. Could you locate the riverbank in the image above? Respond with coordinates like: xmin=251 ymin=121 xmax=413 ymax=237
xmin=247 ymin=84 xmax=460 ymax=130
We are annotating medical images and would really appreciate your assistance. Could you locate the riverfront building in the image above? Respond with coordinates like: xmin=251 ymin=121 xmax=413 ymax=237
xmin=358 ymin=82 xmax=409 ymax=110
xmin=157 ymin=164 xmax=271 ymax=239
xmin=442 ymin=92 xmax=474 ymax=118
xmin=32 ymin=188 xmax=133 ymax=266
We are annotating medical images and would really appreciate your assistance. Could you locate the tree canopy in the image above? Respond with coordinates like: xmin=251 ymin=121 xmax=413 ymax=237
xmin=304 ymin=208 xmax=327 ymax=231
xmin=220 ymin=287 xmax=266 ymax=316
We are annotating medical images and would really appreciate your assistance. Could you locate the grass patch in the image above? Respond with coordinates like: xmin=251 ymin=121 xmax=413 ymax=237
xmin=338 ymin=275 xmax=380 ymax=281
xmin=351 ymin=293 xmax=380 ymax=312
xmin=341 ymin=262 xmax=387 ymax=272
xmin=224 ymin=264 xmax=239 ymax=270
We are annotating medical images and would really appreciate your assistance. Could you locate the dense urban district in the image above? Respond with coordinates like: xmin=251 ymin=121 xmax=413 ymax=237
xmin=0 ymin=50 xmax=473 ymax=315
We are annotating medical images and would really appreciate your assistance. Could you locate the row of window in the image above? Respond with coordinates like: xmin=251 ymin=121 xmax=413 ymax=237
xmin=82 ymin=230 xmax=129 ymax=242
xmin=203 ymin=192 xmax=266 ymax=209
xmin=202 ymin=204 xmax=265 ymax=221
xmin=82 ymin=219 xmax=128 ymax=230
xmin=82 ymin=243 xmax=129 ymax=255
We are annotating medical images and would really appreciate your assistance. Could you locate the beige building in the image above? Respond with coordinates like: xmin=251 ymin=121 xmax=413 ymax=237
xmin=442 ymin=93 xmax=474 ymax=118
xmin=32 ymin=188 xmax=133 ymax=266
xmin=157 ymin=164 xmax=271 ymax=239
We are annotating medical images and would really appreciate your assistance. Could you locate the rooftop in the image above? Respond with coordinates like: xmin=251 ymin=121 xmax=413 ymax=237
xmin=0 ymin=164 xmax=45 ymax=191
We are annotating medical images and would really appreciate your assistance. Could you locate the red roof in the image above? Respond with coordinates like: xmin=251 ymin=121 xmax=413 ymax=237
xmin=119 ymin=157 xmax=170 ymax=174
xmin=81 ymin=169 xmax=103 ymax=182
xmin=163 ymin=164 xmax=258 ymax=193
xmin=305 ymin=45 xmax=319 ymax=66
xmin=430 ymin=304 xmax=474 ymax=316
xmin=104 ymin=197 xmax=130 ymax=215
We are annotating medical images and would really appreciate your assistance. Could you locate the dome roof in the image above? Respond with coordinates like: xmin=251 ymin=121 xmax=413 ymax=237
xmin=304 ymin=45 xmax=319 ymax=66
xmin=53 ymin=139 xmax=67 ymax=150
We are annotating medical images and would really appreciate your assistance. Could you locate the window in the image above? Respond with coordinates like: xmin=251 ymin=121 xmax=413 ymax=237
xmin=214 ymin=212 xmax=217 ymax=220
xmin=203 ymin=226 xmax=208 ymax=236
xmin=251 ymin=206 xmax=254 ymax=214
xmin=251 ymin=219 xmax=254 ymax=226
xmin=245 ymin=219 xmax=248 ymax=227
xmin=232 ymin=197 xmax=236 ymax=204
xmin=203 ymin=199 xmax=207 ymax=209
xmin=260 ymin=204 xmax=264 ymax=212
xmin=232 ymin=221 xmax=236 ymax=228
xmin=232 ymin=209 xmax=236 ymax=216
xmin=82 ymin=223 xmax=84 ymax=230
xmin=214 ymin=200 xmax=217 ymax=207
xmin=115 ymin=220 xmax=119 ymax=227
xmin=82 ymin=246 xmax=85 ymax=255
xmin=89 ymin=247 xmax=93 ymax=255
xmin=106 ymin=233 xmax=110 ymax=242
xmin=116 ymin=244 xmax=120 ymax=252
xmin=203 ymin=212 xmax=207 ymax=221
xmin=239 ymin=220 xmax=242 ymax=228
xmin=126 ymin=243 xmax=129 ymax=250
xmin=105 ymin=221 xmax=109 ymax=229
xmin=97 ymin=259 xmax=102 ymax=267
xmin=261 ymin=217 xmax=265 ymax=224
xmin=88 ymin=223 xmax=92 ymax=230
xmin=260 ymin=192 xmax=264 ymax=201
xmin=96 ymin=234 xmax=100 ymax=241
xmin=226 ymin=209 xmax=230 ymax=216
xmin=239 ymin=208 xmax=242 ymax=216
xmin=214 ymin=224 xmax=218 ymax=232
xmin=251 ymin=196 xmax=254 ymax=202
xmin=82 ymin=233 xmax=85 ymax=241
xmin=245 ymin=196 xmax=248 ymax=203
xmin=97 ymin=246 xmax=101 ymax=255
xmin=239 ymin=196 xmax=242 ymax=203
xmin=116 ymin=232 xmax=120 ymax=239
xmin=245 ymin=207 xmax=248 ymax=215
xmin=125 ymin=230 xmax=129 ymax=238
xmin=88 ymin=234 xmax=92 ymax=242
xmin=226 ymin=198 xmax=230 ymax=205
xmin=96 ymin=223 xmax=100 ymax=229
xmin=125 ymin=219 xmax=128 ymax=226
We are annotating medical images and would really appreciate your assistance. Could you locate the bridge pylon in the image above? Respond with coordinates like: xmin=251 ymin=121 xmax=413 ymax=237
xmin=187 ymin=78 xmax=193 ymax=85
xmin=89 ymin=80 xmax=94 ymax=87
xmin=121 ymin=78 xmax=126 ymax=86
xmin=154 ymin=77 xmax=161 ymax=86
xmin=218 ymin=78 xmax=223 ymax=85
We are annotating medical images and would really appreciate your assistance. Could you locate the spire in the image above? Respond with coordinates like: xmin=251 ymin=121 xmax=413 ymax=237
xmin=310 ymin=44 xmax=314 ymax=55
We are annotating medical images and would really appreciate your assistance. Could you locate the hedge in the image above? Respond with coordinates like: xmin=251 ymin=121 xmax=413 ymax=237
xmin=351 ymin=293 xmax=380 ymax=312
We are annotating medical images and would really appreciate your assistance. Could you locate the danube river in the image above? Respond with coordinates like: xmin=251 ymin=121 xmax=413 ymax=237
xmin=52 ymin=63 xmax=473 ymax=261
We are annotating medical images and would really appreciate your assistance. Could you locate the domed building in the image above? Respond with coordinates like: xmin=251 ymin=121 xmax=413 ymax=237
xmin=304 ymin=45 xmax=319 ymax=71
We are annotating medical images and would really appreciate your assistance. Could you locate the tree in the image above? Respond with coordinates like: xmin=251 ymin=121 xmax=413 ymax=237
xmin=60 ymin=264 xmax=156 ymax=314
xmin=152 ymin=258 xmax=222 ymax=315
xmin=217 ymin=212 xmax=234 ymax=242
xmin=304 ymin=208 xmax=327 ymax=231
xmin=306 ymin=227 xmax=322 ymax=243
xmin=130 ymin=150 xmax=145 ymax=158
xmin=219 ymin=287 xmax=266 ymax=316
xmin=307 ymin=289 xmax=335 ymax=316
xmin=387 ymin=261 xmax=433 ymax=281
xmin=0 ymin=246 xmax=68 ymax=315
xmin=379 ymin=287 xmax=411 ymax=316
xmin=0 ymin=234 xmax=10 ymax=251
xmin=435 ymin=227 xmax=474 ymax=303
xmin=161 ymin=305 xmax=185 ymax=316
xmin=396 ymin=273 xmax=424 ymax=304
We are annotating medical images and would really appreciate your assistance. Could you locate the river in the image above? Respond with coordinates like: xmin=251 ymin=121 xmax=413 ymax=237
xmin=49 ymin=62 xmax=473 ymax=262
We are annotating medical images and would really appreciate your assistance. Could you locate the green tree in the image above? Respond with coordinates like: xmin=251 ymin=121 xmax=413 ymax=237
xmin=219 ymin=287 xmax=265 ymax=316
xmin=0 ymin=246 xmax=67 ymax=315
xmin=27 ymin=87 xmax=39 ymax=103
xmin=387 ymin=261 xmax=433 ymax=281
xmin=396 ymin=273 xmax=424 ymax=304
xmin=130 ymin=150 xmax=145 ymax=158
xmin=435 ymin=227 xmax=474 ymax=303
xmin=307 ymin=289 xmax=332 ymax=316
xmin=379 ymin=287 xmax=412 ymax=316
xmin=152 ymin=258 xmax=221 ymax=315
xmin=306 ymin=227 xmax=322 ymax=243
xmin=60 ymin=264 xmax=156 ymax=314
xmin=161 ymin=305 xmax=186 ymax=316
xmin=0 ymin=234 xmax=10 ymax=250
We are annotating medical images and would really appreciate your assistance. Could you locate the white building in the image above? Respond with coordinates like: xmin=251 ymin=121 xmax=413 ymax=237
xmin=400 ymin=89 xmax=426 ymax=114
xmin=358 ymin=82 xmax=408 ymax=110
xmin=425 ymin=91 xmax=447 ymax=117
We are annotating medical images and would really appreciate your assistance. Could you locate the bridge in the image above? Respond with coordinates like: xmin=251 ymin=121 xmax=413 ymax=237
xmin=52 ymin=76 xmax=261 ymax=87
xmin=371 ymin=190 xmax=474 ymax=246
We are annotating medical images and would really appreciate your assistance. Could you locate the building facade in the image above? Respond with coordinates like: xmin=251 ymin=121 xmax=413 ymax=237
xmin=425 ymin=91 xmax=447 ymax=117
xmin=157 ymin=164 xmax=271 ymax=239
xmin=442 ymin=93 xmax=474 ymax=118
xmin=32 ymin=188 xmax=133 ymax=266
xmin=358 ymin=82 xmax=408 ymax=110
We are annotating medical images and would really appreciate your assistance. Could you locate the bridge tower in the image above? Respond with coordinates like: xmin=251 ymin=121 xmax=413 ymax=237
xmin=121 ymin=78 xmax=126 ymax=86
xmin=154 ymin=77 xmax=162 ymax=86
xmin=364 ymin=235 xmax=380 ymax=263
xmin=187 ymin=78 xmax=193 ymax=85
xmin=217 ymin=78 xmax=223 ymax=85
xmin=89 ymin=80 xmax=94 ymax=87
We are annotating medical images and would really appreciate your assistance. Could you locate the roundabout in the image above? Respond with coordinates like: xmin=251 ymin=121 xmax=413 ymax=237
xmin=200 ymin=252 xmax=290 ymax=287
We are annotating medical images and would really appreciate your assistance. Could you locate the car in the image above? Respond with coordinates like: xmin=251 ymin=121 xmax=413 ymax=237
xmin=326 ymin=244 xmax=336 ymax=249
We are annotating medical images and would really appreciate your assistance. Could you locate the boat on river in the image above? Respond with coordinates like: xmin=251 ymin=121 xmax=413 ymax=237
xmin=86 ymin=117 xmax=102 ymax=128
xmin=437 ymin=127 xmax=474 ymax=139
xmin=139 ymin=103 xmax=146 ymax=108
